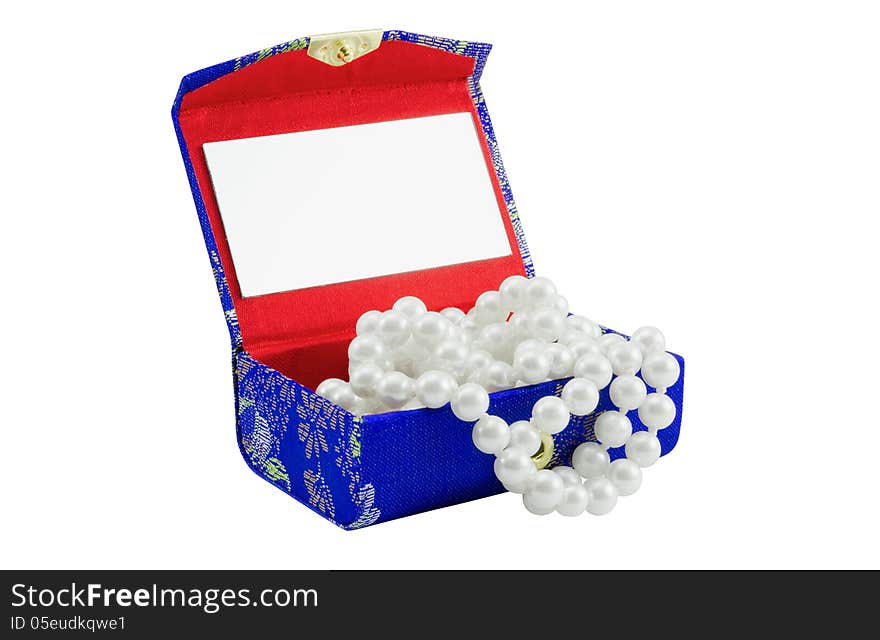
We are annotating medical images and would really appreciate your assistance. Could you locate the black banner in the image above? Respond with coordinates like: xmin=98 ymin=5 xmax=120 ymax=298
xmin=1 ymin=570 xmax=871 ymax=636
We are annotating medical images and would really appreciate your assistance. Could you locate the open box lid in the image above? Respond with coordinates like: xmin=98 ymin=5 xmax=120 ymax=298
xmin=172 ymin=30 xmax=534 ymax=357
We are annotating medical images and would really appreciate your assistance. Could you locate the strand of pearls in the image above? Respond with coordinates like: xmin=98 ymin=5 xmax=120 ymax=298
xmin=483 ymin=328 xmax=680 ymax=516
xmin=314 ymin=276 xmax=680 ymax=517
xmin=317 ymin=276 xmax=600 ymax=414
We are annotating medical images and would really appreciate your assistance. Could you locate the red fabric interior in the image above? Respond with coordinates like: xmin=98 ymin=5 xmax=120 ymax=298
xmin=177 ymin=40 xmax=526 ymax=389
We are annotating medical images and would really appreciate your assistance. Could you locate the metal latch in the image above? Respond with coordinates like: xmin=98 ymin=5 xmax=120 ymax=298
xmin=307 ymin=29 xmax=383 ymax=67
xmin=531 ymin=431 xmax=555 ymax=470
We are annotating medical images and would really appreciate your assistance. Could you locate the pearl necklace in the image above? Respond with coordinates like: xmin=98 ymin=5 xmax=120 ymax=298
xmin=315 ymin=275 xmax=680 ymax=517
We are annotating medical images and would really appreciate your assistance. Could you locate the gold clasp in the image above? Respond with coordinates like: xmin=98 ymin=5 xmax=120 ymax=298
xmin=307 ymin=29 xmax=383 ymax=67
xmin=530 ymin=431 xmax=555 ymax=470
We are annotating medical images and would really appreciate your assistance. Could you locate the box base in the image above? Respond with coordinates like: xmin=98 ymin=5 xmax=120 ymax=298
xmin=234 ymin=347 xmax=684 ymax=529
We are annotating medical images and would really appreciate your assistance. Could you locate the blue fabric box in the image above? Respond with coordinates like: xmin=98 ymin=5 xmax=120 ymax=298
xmin=172 ymin=30 xmax=685 ymax=528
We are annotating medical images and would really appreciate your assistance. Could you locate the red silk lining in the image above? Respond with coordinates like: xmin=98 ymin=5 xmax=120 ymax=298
xmin=178 ymin=40 xmax=526 ymax=386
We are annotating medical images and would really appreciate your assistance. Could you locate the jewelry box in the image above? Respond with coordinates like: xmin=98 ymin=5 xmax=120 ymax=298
xmin=171 ymin=29 xmax=686 ymax=528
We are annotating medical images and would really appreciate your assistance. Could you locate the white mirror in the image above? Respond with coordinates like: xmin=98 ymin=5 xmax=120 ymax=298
xmin=203 ymin=112 xmax=513 ymax=298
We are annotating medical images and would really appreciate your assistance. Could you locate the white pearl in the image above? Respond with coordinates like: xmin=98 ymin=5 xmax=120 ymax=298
xmin=572 ymin=353 xmax=613 ymax=389
xmin=552 ymin=466 xmax=582 ymax=487
xmin=566 ymin=315 xmax=602 ymax=339
xmin=390 ymin=338 xmax=429 ymax=377
xmin=467 ymin=349 xmax=494 ymax=371
xmin=440 ymin=307 xmax=466 ymax=323
xmin=609 ymin=375 xmax=647 ymax=411
xmin=376 ymin=371 xmax=415 ymax=409
xmin=415 ymin=370 xmax=458 ymax=408
xmin=502 ymin=474 xmax=537 ymax=494
xmin=325 ymin=382 xmax=357 ymax=409
xmin=523 ymin=469 xmax=564 ymax=510
xmin=545 ymin=343 xmax=575 ymax=379
xmin=507 ymin=420 xmax=542 ymax=456
xmin=361 ymin=400 xmax=390 ymax=415
xmin=349 ymin=362 xmax=384 ymax=398
xmin=376 ymin=310 xmax=411 ymax=347
xmin=631 ymin=325 xmax=666 ymax=354
xmin=431 ymin=339 xmax=469 ymax=372
xmin=412 ymin=311 xmax=450 ymax=348
xmin=568 ymin=339 xmax=602 ymax=360
xmin=525 ymin=276 xmax=557 ymax=309
xmin=315 ymin=378 xmax=345 ymax=398
xmin=514 ymin=338 xmax=546 ymax=360
xmin=638 ymin=393 xmax=676 ymax=430
xmin=392 ymin=295 xmax=427 ymax=319
xmin=585 ymin=477 xmax=619 ymax=515
xmin=565 ymin=315 xmax=592 ymax=333
xmin=572 ymin=442 xmax=610 ymax=478
xmin=348 ymin=334 xmax=387 ymax=364
xmin=523 ymin=493 xmax=556 ymax=515
xmin=607 ymin=459 xmax=643 ymax=496
xmin=507 ymin=313 xmax=531 ymax=342
xmin=476 ymin=322 xmax=511 ymax=359
xmin=531 ymin=396 xmax=570 ymax=434
xmin=480 ymin=360 xmax=516 ymax=392
xmin=495 ymin=447 xmax=537 ymax=492
xmin=515 ymin=349 xmax=551 ymax=384
xmin=561 ymin=377 xmax=600 ymax=416
xmin=355 ymin=310 xmax=382 ymax=336
xmin=594 ymin=411 xmax=632 ymax=448
xmin=472 ymin=414 xmax=510 ymax=454
xmin=350 ymin=395 xmax=380 ymax=416
xmin=625 ymin=431 xmax=662 ymax=467
xmin=607 ymin=340 xmax=643 ymax=376
xmin=375 ymin=371 xmax=415 ymax=409
xmin=343 ymin=393 xmax=372 ymax=415
xmin=457 ymin=349 xmax=493 ymax=383
xmin=445 ymin=325 xmax=466 ymax=343
xmin=401 ymin=398 xmax=425 ymax=411
xmin=499 ymin=274 xmax=530 ymax=312
xmin=641 ymin=351 xmax=680 ymax=391
xmin=410 ymin=359 xmax=432 ymax=378
xmin=451 ymin=382 xmax=490 ymax=422
xmin=556 ymin=483 xmax=589 ymax=517
xmin=559 ymin=328 xmax=593 ymax=346
xmin=528 ymin=307 xmax=565 ymax=342
xmin=598 ymin=332 xmax=625 ymax=354
xmin=458 ymin=315 xmax=481 ymax=343
xmin=474 ymin=290 xmax=506 ymax=325
xmin=552 ymin=294 xmax=570 ymax=316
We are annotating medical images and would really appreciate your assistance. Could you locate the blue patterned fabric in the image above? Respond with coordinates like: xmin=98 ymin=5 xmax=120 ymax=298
xmin=173 ymin=31 xmax=685 ymax=528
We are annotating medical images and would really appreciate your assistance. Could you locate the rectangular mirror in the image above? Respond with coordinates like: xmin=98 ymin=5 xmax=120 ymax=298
xmin=203 ymin=112 xmax=513 ymax=298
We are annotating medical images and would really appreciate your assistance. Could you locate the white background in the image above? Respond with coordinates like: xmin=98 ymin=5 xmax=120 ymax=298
xmin=2 ymin=1 xmax=878 ymax=569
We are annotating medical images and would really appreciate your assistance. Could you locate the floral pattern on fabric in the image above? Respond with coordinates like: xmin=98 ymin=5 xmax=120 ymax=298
xmin=235 ymin=353 xmax=377 ymax=528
